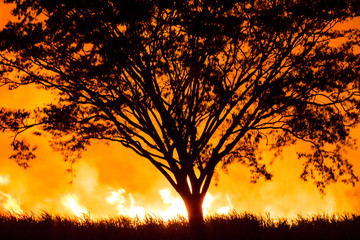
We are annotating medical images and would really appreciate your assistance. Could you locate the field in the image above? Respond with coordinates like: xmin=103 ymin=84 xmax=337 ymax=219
xmin=0 ymin=212 xmax=359 ymax=240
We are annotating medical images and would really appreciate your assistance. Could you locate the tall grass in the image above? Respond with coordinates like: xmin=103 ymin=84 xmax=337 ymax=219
xmin=0 ymin=211 xmax=358 ymax=240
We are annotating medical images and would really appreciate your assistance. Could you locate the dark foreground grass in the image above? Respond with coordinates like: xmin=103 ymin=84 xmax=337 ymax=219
xmin=0 ymin=211 xmax=359 ymax=240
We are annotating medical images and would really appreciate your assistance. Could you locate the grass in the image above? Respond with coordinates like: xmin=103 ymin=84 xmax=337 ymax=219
xmin=0 ymin=211 xmax=359 ymax=240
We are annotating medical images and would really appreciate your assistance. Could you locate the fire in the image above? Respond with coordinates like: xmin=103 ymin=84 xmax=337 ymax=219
xmin=217 ymin=195 xmax=232 ymax=215
xmin=0 ymin=145 xmax=358 ymax=220
xmin=106 ymin=189 xmax=145 ymax=219
xmin=0 ymin=132 xmax=359 ymax=221
xmin=158 ymin=188 xmax=224 ymax=219
xmin=217 ymin=206 xmax=230 ymax=215
xmin=0 ymin=174 xmax=22 ymax=214
xmin=158 ymin=188 xmax=187 ymax=219
xmin=1 ymin=192 xmax=23 ymax=214
xmin=104 ymin=188 xmax=231 ymax=220
xmin=62 ymin=194 xmax=88 ymax=217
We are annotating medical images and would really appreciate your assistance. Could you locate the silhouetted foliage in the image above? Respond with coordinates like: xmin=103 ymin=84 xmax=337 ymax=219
xmin=1 ymin=0 xmax=360 ymax=238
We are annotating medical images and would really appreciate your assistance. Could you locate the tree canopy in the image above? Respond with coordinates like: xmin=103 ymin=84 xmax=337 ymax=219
xmin=1 ymin=0 xmax=360 ymax=238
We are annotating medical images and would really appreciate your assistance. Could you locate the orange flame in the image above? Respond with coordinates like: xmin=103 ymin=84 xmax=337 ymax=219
xmin=158 ymin=188 xmax=187 ymax=219
xmin=0 ymin=174 xmax=22 ymax=214
xmin=106 ymin=189 xmax=145 ymax=219
xmin=62 ymin=194 xmax=88 ymax=217
xmin=1 ymin=192 xmax=23 ymax=214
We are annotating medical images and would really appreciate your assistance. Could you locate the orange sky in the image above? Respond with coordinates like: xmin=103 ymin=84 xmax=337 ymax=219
xmin=0 ymin=2 xmax=359 ymax=219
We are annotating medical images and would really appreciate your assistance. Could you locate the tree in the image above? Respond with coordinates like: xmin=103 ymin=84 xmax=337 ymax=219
xmin=1 ymin=0 xmax=360 ymax=239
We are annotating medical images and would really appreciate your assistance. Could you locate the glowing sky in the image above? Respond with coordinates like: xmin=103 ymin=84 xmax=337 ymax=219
xmin=0 ymin=2 xmax=359 ymax=219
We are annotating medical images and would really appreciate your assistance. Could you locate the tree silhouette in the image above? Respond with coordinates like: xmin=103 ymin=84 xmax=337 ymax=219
xmin=1 ymin=0 xmax=360 ymax=239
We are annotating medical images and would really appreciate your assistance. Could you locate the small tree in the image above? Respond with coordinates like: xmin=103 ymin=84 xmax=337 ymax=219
xmin=1 ymin=0 xmax=360 ymax=239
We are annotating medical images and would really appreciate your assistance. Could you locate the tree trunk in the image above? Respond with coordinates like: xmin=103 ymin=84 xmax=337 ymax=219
xmin=183 ymin=195 xmax=207 ymax=240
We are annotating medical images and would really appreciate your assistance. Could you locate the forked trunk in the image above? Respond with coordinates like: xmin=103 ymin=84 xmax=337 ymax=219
xmin=183 ymin=195 xmax=207 ymax=240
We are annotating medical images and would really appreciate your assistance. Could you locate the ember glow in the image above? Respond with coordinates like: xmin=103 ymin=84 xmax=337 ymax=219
xmin=0 ymin=2 xmax=359 ymax=221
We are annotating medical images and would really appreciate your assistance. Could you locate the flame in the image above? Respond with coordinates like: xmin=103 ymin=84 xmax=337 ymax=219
xmin=106 ymin=189 xmax=145 ymax=219
xmin=62 ymin=194 xmax=88 ymax=217
xmin=216 ymin=195 xmax=232 ymax=215
xmin=158 ymin=188 xmax=187 ymax=219
xmin=157 ymin=189 xmax=226 ymax=220
xmin=0 ymin=139 xmax=358 ymax=220
xmin=1 ymin=192 xmax=23 ymax=214
xmin=0 ymin=174 xmax=22 ymax=214
xmin=217 ymin=206 xmax=230 ymax=215
xmin=104 ymin=188 xmax=231 ymax=220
